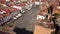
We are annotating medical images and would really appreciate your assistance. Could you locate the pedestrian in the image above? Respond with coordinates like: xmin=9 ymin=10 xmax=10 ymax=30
xmin=52 ymin=14 xmax=60 ymax=34
xmin=47 ymin=5 xmax=53 ymax=14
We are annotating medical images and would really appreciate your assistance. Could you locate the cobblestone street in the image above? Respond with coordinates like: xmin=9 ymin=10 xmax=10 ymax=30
xmin=14 ymin=7 xmax=39 ymax=31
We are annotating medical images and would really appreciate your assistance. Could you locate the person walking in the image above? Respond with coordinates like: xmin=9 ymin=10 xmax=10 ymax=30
xmin=52 ymin=14 xmax=60 ymax=34
xmin=47 ymin=5 xmax=53 ymax=14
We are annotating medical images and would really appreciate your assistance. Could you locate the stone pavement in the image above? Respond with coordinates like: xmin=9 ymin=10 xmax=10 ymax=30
xmin=14 ymin=7 xmax=40 ymax=32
